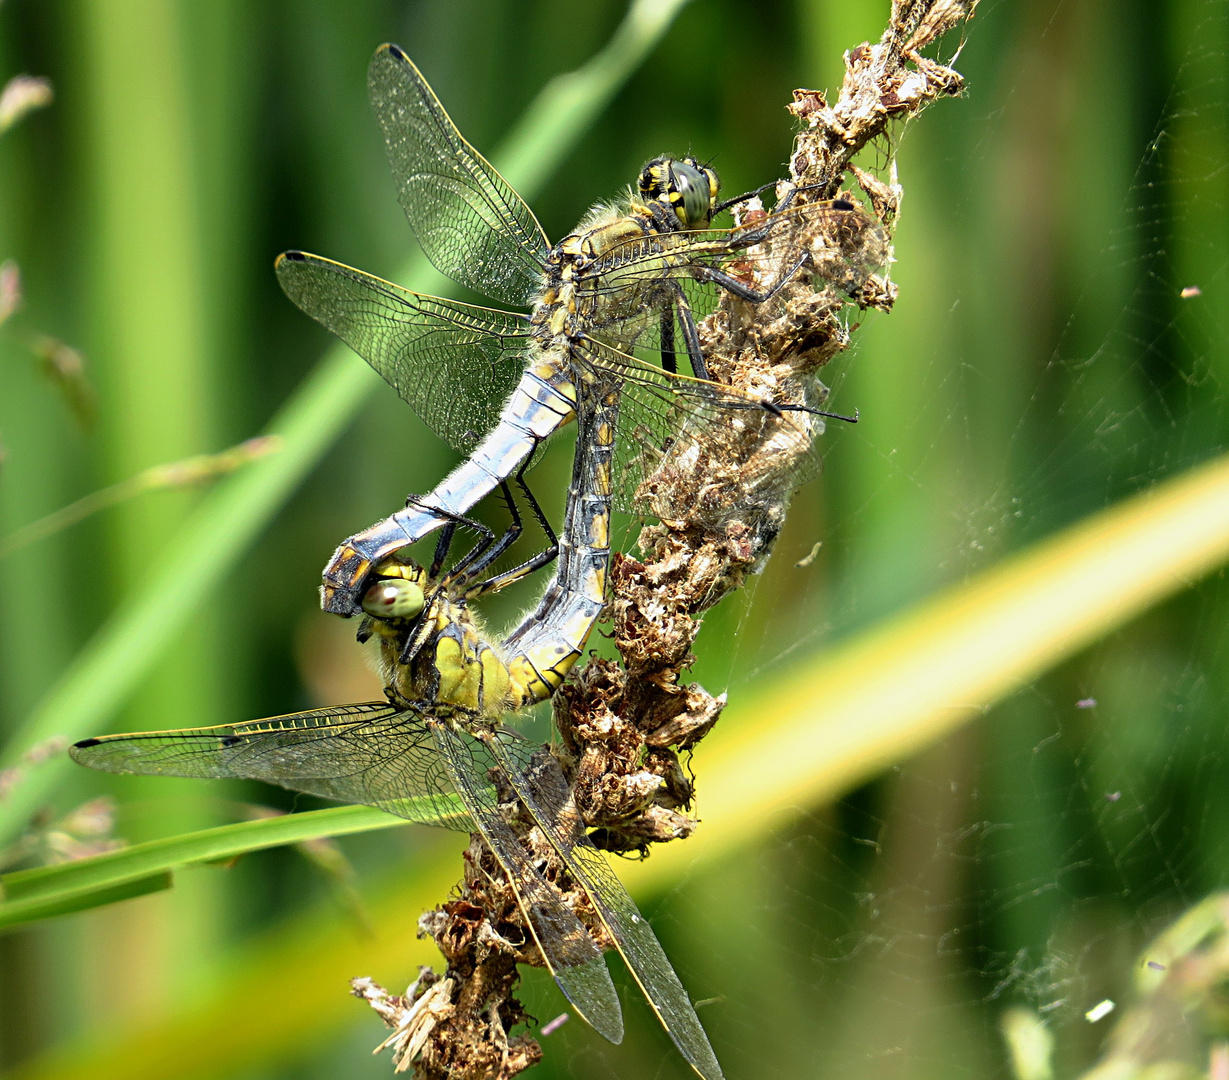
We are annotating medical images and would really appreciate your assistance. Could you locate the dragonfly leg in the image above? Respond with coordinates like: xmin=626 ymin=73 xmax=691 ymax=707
xmin=711 ymin=177 xmax=779 ymax=216
xmin=513 ymin=458 xmax=558 ymax=554
xmin=395 ymin=496 xmax=507 ymax=583
xmin=667 ymin=281 xmax=709 ymax=381
xmin=403 ymin=497 xmax=497 ymax=540
xmin=463 ymin=468 xmax=559 ymax=600
xmin=775 ymin=182 xmax=858 ymax=216
xmin=433 ymin=488 xmax=519 ymax=585
xmin=448 ymin=482 xmax=530 ymax=590
xmin=658 ymin=309 xmax=678 ymax=374
xmin=692 ymin=251 xmax=810 ymax=306
xmin=428 ymin=520 xmax=460 ymax=579
xmin=716 ymin=178 xmax=837 ymax=219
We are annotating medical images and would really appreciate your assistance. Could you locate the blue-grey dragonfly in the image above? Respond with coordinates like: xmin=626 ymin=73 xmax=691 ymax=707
xmin=275 ymin=44 xmax=884 ymax=616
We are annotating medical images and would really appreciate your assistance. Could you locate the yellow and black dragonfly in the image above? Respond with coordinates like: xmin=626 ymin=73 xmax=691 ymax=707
xmin=276 ymin=44 xmax=885 ymax=617
xmin=71 ymin=396 xmax=727 ymax=1080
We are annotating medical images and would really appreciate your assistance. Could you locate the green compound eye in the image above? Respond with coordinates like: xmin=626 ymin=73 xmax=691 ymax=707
xmin=670 ymin=159 xmax=717 ymax=229
xmin=361 ymin=578 xmax=426 ymax=620
xmin=638 ymin=157 xmax=719 ymax=229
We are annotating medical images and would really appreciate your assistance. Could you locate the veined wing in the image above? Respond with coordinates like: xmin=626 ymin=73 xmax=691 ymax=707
xmin=576 ymin=336 xmax=822 ymax=515
xmin=580 ymin=196 xmax=890 ymax=320
xmin=429 ymin=719 xmax=623 ymax=1044
xmin=276 ymin=251 xmax=534 ymax=455
xmin=486 ymin=732 xmax=724 ymax=1080
xmin=558 ymin=199 xmax=884 ymax=513
xmin=368 ymin=44 xmax=549 ymax=308
xmin=70 ymin=702 xmax=472 ymax=828
xmin=72 ymin=705 xmax=626 ymax=1044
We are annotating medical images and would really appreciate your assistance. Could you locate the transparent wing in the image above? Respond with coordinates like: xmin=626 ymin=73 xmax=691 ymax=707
xmin=276 ymin=251 xmax=534 ymax=454
xmin=577 ymin=338 xmax=822 ymax=515
xmin=488 ymin=733 xmax=724 ymax=1080
xmin=429 ymin=720 xmax=624 ymax=1045
xmin=69 ymin=702 xmax=473 ymax=828
xmin=368 ymin=44 xmax=549 ymax=308
xmin=582 ymin=197 xmax=890 ymax=314
xmin=566 ymin=199 xmax=886 ymax=513
xmin=73 ymin=706 xmax=623 ymax=1042
xmin=277 ymin=251 xmax=816 ymax=514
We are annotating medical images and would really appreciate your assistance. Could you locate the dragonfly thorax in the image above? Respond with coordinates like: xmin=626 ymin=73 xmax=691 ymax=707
xmin=542 ymin=155 xmax=720 ymax=286
xmin=529 ymin=159 xmax=723 ymax=356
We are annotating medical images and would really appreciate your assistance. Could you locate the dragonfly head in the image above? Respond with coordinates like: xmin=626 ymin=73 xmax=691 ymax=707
xmin=638 ymin=156 xmax=720 ymax=230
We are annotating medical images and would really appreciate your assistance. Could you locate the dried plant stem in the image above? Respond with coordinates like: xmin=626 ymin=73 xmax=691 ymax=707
xmin=361 ymin=3 xmax=974 ymax=1076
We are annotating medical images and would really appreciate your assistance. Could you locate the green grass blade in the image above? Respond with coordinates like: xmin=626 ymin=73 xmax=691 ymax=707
xmin=6 ymin=842 xmax=463 ymax=1080
xmin=0 ymin=437 xmax=280 ymax=559
xmin=497 ymin=0 xmax=693 ymax=196
xmin=0 ymin=0 xmax=692 ymax=848
xmin=0 ymin=871 xmax=173 ymax=932
xmin=0 ymin=803 xmax=409 ymax=928
xmin=11 ymin=453 xmax=1229 ymax=1080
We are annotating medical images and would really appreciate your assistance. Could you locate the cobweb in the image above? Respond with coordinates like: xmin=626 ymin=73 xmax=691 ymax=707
xmin=525 ymin=4 xmax=1229 ymax=1079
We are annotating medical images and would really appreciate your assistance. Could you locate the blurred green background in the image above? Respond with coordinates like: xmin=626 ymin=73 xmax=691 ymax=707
xmin=1 ymin=1 xmax=1227 ymax=1078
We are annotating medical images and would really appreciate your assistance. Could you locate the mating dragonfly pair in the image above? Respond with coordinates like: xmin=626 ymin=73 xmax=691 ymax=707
xmin=72 ymin=43 xmax=885 ymax=1080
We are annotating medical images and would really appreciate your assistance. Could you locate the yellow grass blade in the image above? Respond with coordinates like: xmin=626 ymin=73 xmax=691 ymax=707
xmin=624 ymin=451 xmax=1229 ymax=892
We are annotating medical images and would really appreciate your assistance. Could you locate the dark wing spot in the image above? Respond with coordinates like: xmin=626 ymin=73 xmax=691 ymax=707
xmin=219 ymin=736 xmax=243 ymax=748
xmin=280 ymin=250 xmax=306 ymax=263
xmin=832 ymin=199 xmax=855 ymax=211
xmin=73 ymin=737 xmax=102 ymax=748
xmin=386 ymin=43 xmax=408 ymax=62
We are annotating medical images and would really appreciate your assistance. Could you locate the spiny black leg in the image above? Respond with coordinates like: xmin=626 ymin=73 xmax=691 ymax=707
xmin=467 ymin=531 xmax=559 ymax=600
xmin=671 ymin=283 xmax=709 ymax=380
xmin=452 ymin=482 xmax=525 ymax=588
xmin=774 ymin=181 xmax=849 ymax=214
xmin=429 ymin=520 xmax=459 ymax=579
xmin=772 ymin=183 xmax=800 ymax=214
xmin=398 ymin=610 xmax=438 ymax=665
xmin=465 ymin=467 xmax=559 ymax=601
xmin=718 ymin=178 xmax=824 ymax=217
xmin=438 ymin=518 xmax=497 ymax=581
xmin=659 ymin=309 xmax=678 ymax=374
xmin=399 ymin=496 xmax=497 ymax=582
xmin=444 ymin=504 xmax=518 ymax=587
xmin=696 ymin=251 xmax=810 ymax=305
xmin=712 ymin=178 xmax=779 ymax=216
xmin=513 ymin=460 xmax=557 ymax=554
xmin=647 ymin=201 xmax=680 ymax=233
xmin=406 ymin=493 xmax=500 ymax=537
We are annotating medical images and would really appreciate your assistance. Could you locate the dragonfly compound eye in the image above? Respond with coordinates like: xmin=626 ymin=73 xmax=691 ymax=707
xmin=639 ymin=157 xmax=719 ymax=230
xmin=673 ymin=157 xmax=719 ymax=229
xmin=361 ymin=578 xmax=426 ymax=620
